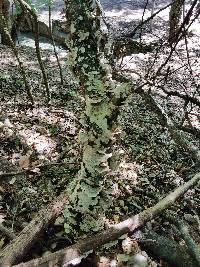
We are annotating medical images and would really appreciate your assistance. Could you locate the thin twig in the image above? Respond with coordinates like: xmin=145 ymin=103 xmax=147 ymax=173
xmin=48 ymin=4 xmax=64 ymax=86
xmin=125 ymin=3 xmax=172 ymax=38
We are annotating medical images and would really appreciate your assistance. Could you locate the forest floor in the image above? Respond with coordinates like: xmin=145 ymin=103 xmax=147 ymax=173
xmin=0 ymin=0 xmax=200 ymax=266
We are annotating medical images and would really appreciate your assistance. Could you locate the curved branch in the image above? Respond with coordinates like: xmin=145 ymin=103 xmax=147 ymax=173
xmin=124 ymin=3 xmax=172 ymax=38
xmin=135 ymin=87 xmax=200 ymax=162
xmin=163 ymin=89 xmax=200 ymax=108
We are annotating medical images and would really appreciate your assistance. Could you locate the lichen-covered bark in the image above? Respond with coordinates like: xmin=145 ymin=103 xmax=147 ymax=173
xmin=64 ymin=0 xmax=129 ymax=235
xmin=169 ymin=0 xmax=184 ymax=45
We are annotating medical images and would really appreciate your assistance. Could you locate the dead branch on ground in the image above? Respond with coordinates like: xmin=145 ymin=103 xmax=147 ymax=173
xmin=0 ymin=225 xmax=16 ymax=241
xmin=176 ymin=221 xmax=200 ymax=266
xmin=0 ymin=194 xmax=68 ymax=266
xmin=135 ymin=87 xmax=200 ymax=163
xmin=114 ymin=72 xmax=200 ymax=163
xmin=142 ymin=230 xmax=197 ymax=267
xmin=12 ymin=173 xmax=200 ymax=267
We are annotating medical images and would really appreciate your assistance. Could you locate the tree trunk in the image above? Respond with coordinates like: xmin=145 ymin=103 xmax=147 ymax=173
xmin=168 ymin=0 xmax=184 ymax=45
xmin=64 ymin=0 xmax=129 ymax=235
xmin=0 ymin=0 xmax=11 ymax=45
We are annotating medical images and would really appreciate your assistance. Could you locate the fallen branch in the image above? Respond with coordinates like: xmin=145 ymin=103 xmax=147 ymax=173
xmin=115 ymin=72 xmax=200 ymax=163
xmin=0 ymin=225 xmax=16 ymax=240
xmin=0 ymin=162 xmax=77 ymax=180
xmin=0 ymin=194 xmax=68 ymax=266
xmin=0 ymin=172 xmax=25 ymax=179
xmin=177 ymin=221 xmax=200 ymax=266
xmin=13 ymin=172 xmax=200 ymax=267
xmin=142 ymin=231 xmax=197 ymax=267
xmin=135 ymin=88 xmax=200 ymax=162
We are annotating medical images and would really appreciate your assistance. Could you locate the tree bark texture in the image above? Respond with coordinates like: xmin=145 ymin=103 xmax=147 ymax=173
xmin=63 ymin=0 xmax=129 ymax=235
xmin=169 ymin=0 xmax=184 ymax=45
xmin=0 ymin=0 xmax=11 ymax=44
xmin=176 ymin=221 xmax=200 ymax=266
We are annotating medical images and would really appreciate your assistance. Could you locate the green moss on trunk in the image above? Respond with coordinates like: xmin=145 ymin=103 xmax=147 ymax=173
xmin=64 ymin=0 xmax=129 ymax=236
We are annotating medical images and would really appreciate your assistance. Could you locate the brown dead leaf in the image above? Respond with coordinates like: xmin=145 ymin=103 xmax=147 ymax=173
xmin=19 ymin=154 xmax=31 ymax=169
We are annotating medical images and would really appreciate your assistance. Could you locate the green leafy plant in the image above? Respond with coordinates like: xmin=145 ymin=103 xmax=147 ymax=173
xmin=48 ymin=125 xmax=59 ymax=136
xmin=15 ymin=79 xmax=24 ymax=89
xmin=15 ymin=137 xmax=23 ymax=151
xmin=67 ymin=89 xmax=77 ymax=97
